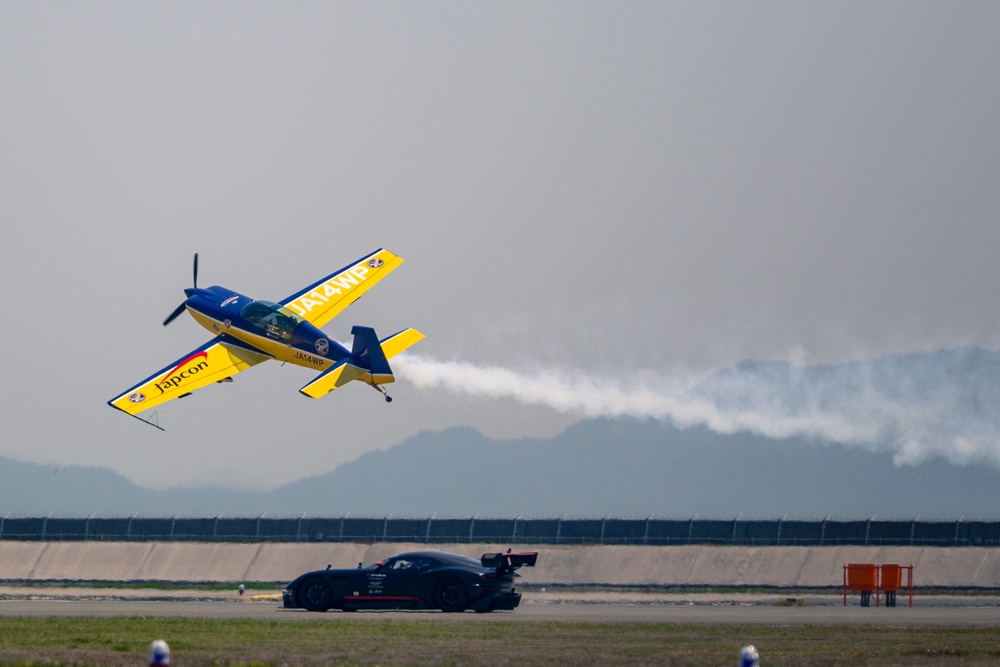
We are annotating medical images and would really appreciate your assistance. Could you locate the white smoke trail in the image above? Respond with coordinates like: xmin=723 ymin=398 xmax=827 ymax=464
xmin=393 ymin=355 xmax=868 ymax=440
xmin=392 ymin=349 xmax=1000 ymax=469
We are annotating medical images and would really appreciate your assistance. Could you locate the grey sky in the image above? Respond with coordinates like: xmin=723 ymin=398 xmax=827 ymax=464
xmin=2 ymin=2 xmax=999 ymax=490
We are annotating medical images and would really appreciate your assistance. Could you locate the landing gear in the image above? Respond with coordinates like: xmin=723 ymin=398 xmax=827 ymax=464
xmin=370 ymin=383 xmax=392 ymax=403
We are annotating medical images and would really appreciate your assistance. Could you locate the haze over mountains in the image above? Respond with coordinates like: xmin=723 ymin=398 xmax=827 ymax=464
xmin=5 ymin=347 xmax=1000 ymax=518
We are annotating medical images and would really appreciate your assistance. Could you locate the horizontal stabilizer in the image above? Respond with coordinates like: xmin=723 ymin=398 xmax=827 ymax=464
xmin=379 ymin=328 xmax=425 ymax=359
xmin=299 ymin=359 xmax=366 ymax=399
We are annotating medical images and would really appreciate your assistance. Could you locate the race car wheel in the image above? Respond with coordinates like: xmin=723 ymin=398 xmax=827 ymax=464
xmin=434 ymin=578 xmax=468 ymax=612
xmin=299 ymin=577 xmax=332 ymax=612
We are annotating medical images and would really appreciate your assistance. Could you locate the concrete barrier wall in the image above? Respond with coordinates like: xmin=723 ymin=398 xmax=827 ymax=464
xmin=3 ymin=542 xmax=1000 ymax=587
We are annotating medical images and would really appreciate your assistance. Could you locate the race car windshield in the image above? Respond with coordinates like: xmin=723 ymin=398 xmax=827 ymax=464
xmin=240 ymin=300 xmax=302 ymax=341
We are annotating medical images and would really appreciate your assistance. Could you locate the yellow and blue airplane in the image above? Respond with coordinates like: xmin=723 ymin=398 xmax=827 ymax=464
xmin=108 ymin=248 xmax=423 ymax=430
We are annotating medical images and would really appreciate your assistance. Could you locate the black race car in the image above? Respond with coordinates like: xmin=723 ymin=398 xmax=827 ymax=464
xmin=282 ymin=549 xmax=537 ymax=613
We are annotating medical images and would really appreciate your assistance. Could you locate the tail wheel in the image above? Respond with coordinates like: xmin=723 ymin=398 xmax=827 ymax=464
xmin=299 ymin=577 xmax=332 ymax=612
xmin=434 ymin=578 xmax=469 ymax=613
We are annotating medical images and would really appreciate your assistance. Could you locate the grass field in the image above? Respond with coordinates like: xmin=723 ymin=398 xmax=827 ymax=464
xmin=1 ymin=617 xmax=1000 ymax=666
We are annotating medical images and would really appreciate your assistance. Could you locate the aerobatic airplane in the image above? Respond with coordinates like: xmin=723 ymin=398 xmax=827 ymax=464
xmin=108 ymin=248 xmax=423 ymax=430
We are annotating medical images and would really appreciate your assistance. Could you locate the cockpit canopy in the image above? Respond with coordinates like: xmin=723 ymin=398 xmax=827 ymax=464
xmin=240 ymin=300 xmax=302 ymax=342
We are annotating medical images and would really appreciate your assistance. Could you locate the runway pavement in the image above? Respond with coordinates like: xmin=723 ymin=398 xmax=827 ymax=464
xmin=1 ymin=589 xmax=997 ymax=626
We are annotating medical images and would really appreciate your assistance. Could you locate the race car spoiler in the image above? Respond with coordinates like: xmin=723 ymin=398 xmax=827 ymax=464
xmin=481 ymin=551 xmax=538 ymax=574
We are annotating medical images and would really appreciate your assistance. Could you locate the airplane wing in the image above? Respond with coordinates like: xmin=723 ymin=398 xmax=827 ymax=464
xmin=107 ymin=335 xmax=271 ymax=423
xmin=280 ymin=248 xmax=404 ymax=329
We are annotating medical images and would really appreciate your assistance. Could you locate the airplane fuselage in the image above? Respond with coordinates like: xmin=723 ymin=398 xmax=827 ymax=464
xmin=182 ymin=286 xmax=351 ymax=371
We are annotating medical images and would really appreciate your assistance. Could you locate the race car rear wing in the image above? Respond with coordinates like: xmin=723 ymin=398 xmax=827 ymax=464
xmin=481 ymin=551 xmax=538 ymax=575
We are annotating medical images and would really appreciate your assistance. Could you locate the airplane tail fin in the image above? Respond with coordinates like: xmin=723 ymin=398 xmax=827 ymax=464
xmin=349 ymin=325 xmax=393 ymax=384
xmin=299 ymin=327 xmax=424 ymax=400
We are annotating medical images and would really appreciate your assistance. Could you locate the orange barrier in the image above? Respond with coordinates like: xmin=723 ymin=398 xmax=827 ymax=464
xmin=842 ymin=563 xmax=914 ymax=607
xmin=843 ymin=563 xmax=879 ymax=606
xmin=879 ymin=563 xmax=914 ymax=607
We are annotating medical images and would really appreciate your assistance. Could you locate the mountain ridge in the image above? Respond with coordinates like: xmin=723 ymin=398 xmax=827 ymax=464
xmin=2 ymin=418 xmax=998 ymax=518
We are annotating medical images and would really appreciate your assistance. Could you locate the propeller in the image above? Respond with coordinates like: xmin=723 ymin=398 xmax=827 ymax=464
xmin=163 ymin=253 xmax=199 ymax=326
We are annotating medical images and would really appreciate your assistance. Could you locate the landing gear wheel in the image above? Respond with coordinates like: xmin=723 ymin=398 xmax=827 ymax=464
xmin=299 ymin=577 xmax=332 ymax=612
xmin=434 ymin=579 xmax=468 ymax=613
xmin=371 ymin=383 xmax=392 ymax=402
